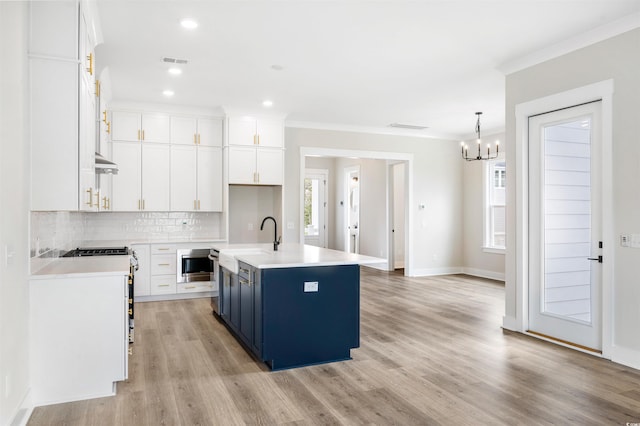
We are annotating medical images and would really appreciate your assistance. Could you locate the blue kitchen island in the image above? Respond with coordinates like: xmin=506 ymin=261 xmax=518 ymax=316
xmin=212 ymin=243 xmax=383 ymax=370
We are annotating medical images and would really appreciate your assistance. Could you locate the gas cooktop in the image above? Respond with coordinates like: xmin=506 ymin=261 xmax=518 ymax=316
xmin=61 ymin=247 xmax=130 ymax=257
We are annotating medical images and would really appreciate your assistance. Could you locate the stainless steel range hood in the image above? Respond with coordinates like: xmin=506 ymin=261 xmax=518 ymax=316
xmin=95 ymin=152 xmax=119 ymax=174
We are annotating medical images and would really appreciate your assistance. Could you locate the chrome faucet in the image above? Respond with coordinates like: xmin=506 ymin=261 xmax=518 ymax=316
xmin=260 ymin=216 xmax=281 ymax=251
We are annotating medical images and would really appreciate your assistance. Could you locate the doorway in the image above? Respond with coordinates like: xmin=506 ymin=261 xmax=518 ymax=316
xmin=389 ymin=162 xmax=406 ymax=270
xmin=345 ymin=166 xmax=360 ymax=254
xmin=528 ymin=101 xmax=603 ymax=351
xmin=303 ymin=169 xmax=328 ymax=248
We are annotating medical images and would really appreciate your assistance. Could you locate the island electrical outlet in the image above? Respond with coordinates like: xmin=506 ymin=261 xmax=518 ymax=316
xmin=304 ymin=281 xmax=319 ymax=292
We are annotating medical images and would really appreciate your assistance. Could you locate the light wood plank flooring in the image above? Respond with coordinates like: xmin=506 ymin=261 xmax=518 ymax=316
xmin=28 ymin=269 xmax=640 ymax=425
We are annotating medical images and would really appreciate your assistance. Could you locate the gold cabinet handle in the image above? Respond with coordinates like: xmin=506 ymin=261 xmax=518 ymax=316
xmin=102 ymin=196 xmax=109 ymax=210
xmin=102 ymin=110 xmax=107 ymax=123
xmin=185 ymin=286 xmax=196 ymax=289
xmin=198 ymin=134 xmax=201 ymax=145
xmin=194 ymin=134 xmax=197 ymax=145
xmin=137 ymin=129 xmax=141 ymax=140
xmin=142 ymin=199 xmax=145 ymax=210
xmin=142 ymin=130 xmax=145 ymax=140
xmin=253 ymin=134 xmax=258 ymax=145
xmin=86 ymin=53 xmax=93 ymax=75
xmin=86 ymin=188 xmax=93 ymax=207
xmin=95 ymin=79 xmax=100 ymax=97
xmin=106 ymin=121 xmax=111 ymax=134
xmin=194 ymin=200 xmax=197 ymax=210
xmin=158 ymin=284 xmax=170 ymax=287
xmin=138 ymin=199 xmax=141 ymax=210
xmin=157 ymin=248 xmax=170 ymax=251
xmin=157 ymin=263 xmax=170 ymax=266
xmin=94 ymin=191 xmax=100 ymax=206
xmin=198 ymin=200 xmax=201 ymax=210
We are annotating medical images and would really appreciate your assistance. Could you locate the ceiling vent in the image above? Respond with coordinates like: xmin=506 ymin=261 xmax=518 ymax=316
xmin=388 ymin=123 xmax=429 ymax=130
xmin=162 ymin=57 xmax=189 ymax=65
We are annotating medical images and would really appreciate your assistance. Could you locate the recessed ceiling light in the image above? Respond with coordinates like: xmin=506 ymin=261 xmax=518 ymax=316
xmin=168 ymin=67 xmax=182 ymax=76
xmin=271 ymin=64 xmax=284 ymax=71
xmin=180 ymin=18 xmax=198 ymax=29
xmin=262 ymin=100 xmax=274 ymax=107
xmin=162 ymin=90 xmax=174 ymax=97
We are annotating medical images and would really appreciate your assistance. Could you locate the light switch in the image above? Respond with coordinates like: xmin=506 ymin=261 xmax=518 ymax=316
xmin=287 ymin=221 xmax=295 ymax=230
xmin=621 ymin=235 xmax=630 ymax=247
xmin=304 ymin=281 xmax=319 ymax=292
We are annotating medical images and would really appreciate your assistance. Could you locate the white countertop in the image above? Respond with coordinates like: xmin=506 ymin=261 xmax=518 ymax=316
xmin=30 ymin=256 xmax=131 ymax=279
xmin=212 ymin=243 xmax=385 ymax=270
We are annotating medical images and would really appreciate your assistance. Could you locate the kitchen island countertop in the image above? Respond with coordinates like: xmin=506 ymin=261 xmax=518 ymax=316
xmin=212 ymin=243 xmax=385 ymax=270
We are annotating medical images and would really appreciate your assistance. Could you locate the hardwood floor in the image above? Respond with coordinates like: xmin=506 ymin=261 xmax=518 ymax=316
xmin=28 ymin=269 xmax=640 ymax=425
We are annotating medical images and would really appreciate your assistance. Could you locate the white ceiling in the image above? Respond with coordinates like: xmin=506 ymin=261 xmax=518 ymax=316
xmin=96 ymin=1 xmax=640 ymax=140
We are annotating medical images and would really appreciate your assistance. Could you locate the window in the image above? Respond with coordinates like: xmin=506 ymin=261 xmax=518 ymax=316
xmin=485 ymin=159 xmax=506 ymax=250
xmin=303 ymin=177 xmax=319 ymax=236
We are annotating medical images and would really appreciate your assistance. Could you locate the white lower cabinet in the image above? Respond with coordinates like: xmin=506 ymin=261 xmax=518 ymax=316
xmin=178 ymin=281 xmax=215 ymax=294
xmin=30 ymin=274 xmax=128 ymax=405
xmin=150 ymin=275 xmax=178 ymax=295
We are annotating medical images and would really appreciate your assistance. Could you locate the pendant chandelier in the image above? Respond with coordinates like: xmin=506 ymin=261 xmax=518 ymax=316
xmin=461 ymin=112 xmax=499 ymax=161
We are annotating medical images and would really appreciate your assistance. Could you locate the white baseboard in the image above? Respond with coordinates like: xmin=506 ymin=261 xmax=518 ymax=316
xmin=502 ymin=315 xmax=520 ymax=332
xmin=610 ymin=345 xmax=640 ymax=370
xmin=10 ymin=387 xmax=33 ymax=426
xmin=462 ymin=267 xmax=505 ymax=282
xmin=409 ymin=267 xmax=464 ymax=277
xmin=361 ymin=262 xmax=389 ymax=272
xmin=394 ymin=260 xmax=405 ymax=269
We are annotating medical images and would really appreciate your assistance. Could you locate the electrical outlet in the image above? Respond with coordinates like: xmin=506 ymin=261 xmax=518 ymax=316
xmin=621 ymin=235 xmax=630 ymax=247
xmin=248 ymin=223 xmax=254 ymax=231
xmin=304 ymin=281 xmax=319 ymax=292
xmin=287 ymin=221 xmax=295 ymax=230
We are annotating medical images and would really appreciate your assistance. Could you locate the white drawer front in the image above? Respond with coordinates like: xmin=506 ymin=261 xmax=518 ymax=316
xmin=151 ymin=254 xmax=176 ymax=275
xmin=151 ymin=244 xmax=177 ymax=254
xmin=177 ymin=281 xmax=215 ymax=294
xmin=150 ymin=275 xmax=177 ymax=295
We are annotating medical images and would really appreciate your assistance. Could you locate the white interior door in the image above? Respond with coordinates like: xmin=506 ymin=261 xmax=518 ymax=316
xmin=304 ymin=169 xmax=328 ymax=247
xmin=345 ymin=166 xmax=360 ymax=253
xmin=528 ymin=101 xmax=602 ymax=351
xmin=392 ymin=163 xmax=405 ymax=269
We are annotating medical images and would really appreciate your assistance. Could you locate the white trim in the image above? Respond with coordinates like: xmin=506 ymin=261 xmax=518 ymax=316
xmin=482 ymin=247 xmax=505 ymax=255
xmin=499 ymin=12 xmax=640 ymax=75
xmin=610 ymin=345 xmax=640 ymax=371
xmin=8 ymin=387 xmax=32 ymax=426
xmin=523 ymin=331 xmax=605 ymax=358
xmin=362 ymin=262 xmax=389 ymax=272
xmin=512 ymin=79 xmax=615 ymax=356
xmin=108 ymin=101 xmax=224 ymax=117
xmin=502 ymin=315 xmax=519 ymax=331
xmin=409 ymin=267 xmax=463 ymax=277
xmin=303 ymin=168 xmax=329 ymax=248
xmin=463 ymin=267 xmax=505 ymax=282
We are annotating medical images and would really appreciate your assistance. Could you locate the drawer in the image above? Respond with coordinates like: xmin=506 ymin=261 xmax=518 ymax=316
xmin=151 ymin=254 xmax=176 ymax=275
xmin=150 ymin=275 xmax=177 ymax=295
xmin=177 ymin=281 xmax=215 ymax=294
xmin=151 ymin=244 xmax=177 ymax=254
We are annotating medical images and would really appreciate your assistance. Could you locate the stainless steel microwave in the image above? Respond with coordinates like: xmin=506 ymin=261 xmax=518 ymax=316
xmin=177 ymin=248 xmax=216 ymax=283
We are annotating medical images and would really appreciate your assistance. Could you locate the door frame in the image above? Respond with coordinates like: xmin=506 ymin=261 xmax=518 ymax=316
xmin=303 ymin=168 xmax=329 ymax=248
xmin=299 ymin=147 xmax=414 ymax=276
xmin=388 ymin=161 xmax=406 ymax=271
xmin=344 ymin=165 xmax=360 ymax=253
xmin=511 ymin=79 xmax=614 ymax=358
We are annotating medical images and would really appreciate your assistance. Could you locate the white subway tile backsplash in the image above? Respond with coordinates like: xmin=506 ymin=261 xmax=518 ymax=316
xmin=31 ymin=211 xmax=223 ymax=257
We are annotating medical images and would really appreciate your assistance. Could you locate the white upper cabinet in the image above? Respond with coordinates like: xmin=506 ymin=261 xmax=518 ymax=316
xmin=111 ymin=111 xmax=170 ymax=143
xmin=170 ymin=145 xmax=222 ymax=211
xmin=111 ymin=143 xmax=141 ymax=211
xmin=30 ymin=1 xmax=100 ymax=211
xmin=256 ymin=148 xmax=284 ymax=185
xmin=228 ymin=116 xmax=283 ymax=148
xmin=171 ymin=116 xmax=223 ymax=146
xmin=141 ymin=144 xmax=171 ymax=210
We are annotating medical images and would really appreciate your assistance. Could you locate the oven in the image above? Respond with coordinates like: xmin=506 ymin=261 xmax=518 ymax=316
xmin=177 ymin=248 xmax=216 ymax=284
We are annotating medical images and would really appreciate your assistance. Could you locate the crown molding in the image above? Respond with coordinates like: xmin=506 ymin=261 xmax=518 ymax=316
xmin=285 ymin=120 xmax=459 ymax=141
xmin=499 ymin=12 xmax=640 ymax=75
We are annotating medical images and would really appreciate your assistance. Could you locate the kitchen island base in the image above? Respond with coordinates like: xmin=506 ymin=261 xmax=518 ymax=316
xmin=218 ymin=263 xmax=360 ymax=370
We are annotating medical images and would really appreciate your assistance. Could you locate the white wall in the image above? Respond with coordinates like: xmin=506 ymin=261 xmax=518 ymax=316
xmin=228 ymin=185 xmax=282 ymax=244
xmin=0 ymin=3 xmax=31 ymax=424
xmin=285 ymin=127 xmax=463 ymax=276
xmin=504 ymin=28 xmax=640 ymax=365
xmin=461 ymin=132 xmax=506 ymax=280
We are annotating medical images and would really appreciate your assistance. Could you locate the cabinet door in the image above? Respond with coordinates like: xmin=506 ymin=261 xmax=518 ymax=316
xmin=170 ymin=145 xmax=197 ymax=211
xmin=228 ymin=146 xmax=257 ymax=184
xmin=230 ymin=273 xmax=240 ymax=331
xmin=256 ymin=148 xmax=283 ymax=185
xmin=141 ymin=113 xmax=170 ymax=143
xmin=239 ymin=274 xmax=253 ymax=345
xmin=170 ymin=116 xmax=197 ymax=145
xmin=111 ymin=142 xmax=141 ymax=211
xmin=197 ymin=147 xmax=222 ymax=211
xmin=197 ymin=118 xmax=223 ymax=147
xmin=132 ymin=245 xmax=150 ymax=297
xmin=79 ymin=75 xmax=97 ymax=211
xmin=150 ymin=275 xmax=177 ymax=295
xmin=111 ymin=111 xmax=140 ymax=142
xmin=141 ymin=144 xmax=170 ymax=211
xmin=256 ymin=118 xmax=283 ymax=148
xmin=228 ymin=116 xmax=257 ymax=146
xmin=30 ymin=58 xmax=79 ymax=211
xmin=221 ymin=270 xmax=231 ymax=321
